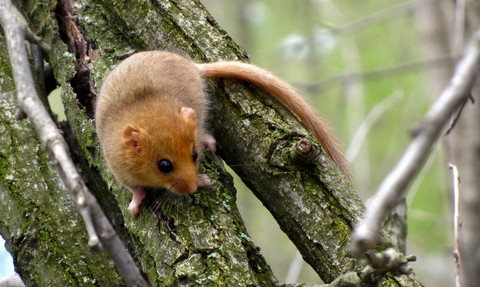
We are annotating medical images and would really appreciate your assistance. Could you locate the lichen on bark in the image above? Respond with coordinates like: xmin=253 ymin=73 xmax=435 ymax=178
xmin=0 ymin=91 xmax=124 ymax=286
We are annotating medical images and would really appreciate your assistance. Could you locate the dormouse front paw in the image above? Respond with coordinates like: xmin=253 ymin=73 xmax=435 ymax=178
xmin=201 ymin=133 xmax=216 ymax=153
xmin=198 ymin=174 xmax=211 ymax=186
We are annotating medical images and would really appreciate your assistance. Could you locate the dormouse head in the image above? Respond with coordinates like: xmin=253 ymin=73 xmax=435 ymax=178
xmin=121 ymin=107 xmax=202 ymax=195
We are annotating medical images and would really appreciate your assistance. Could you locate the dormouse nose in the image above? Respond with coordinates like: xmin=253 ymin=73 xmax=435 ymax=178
xmin=173 ymin=177 xmax=198 ymax=195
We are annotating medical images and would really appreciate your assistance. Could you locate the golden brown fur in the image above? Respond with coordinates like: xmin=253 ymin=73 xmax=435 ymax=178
xmin=96 ymin=52 xmax=207 ymax=216
xmin=95 ymin=51 xmax=349 ymax=216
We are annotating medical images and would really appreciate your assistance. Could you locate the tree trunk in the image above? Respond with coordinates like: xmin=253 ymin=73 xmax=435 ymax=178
xmin=0 ymin=0 xmax=423 ymax=286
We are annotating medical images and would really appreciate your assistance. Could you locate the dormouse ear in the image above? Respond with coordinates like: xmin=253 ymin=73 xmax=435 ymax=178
xmin=180 ymin=107 xmax=197 ymax=126
xmin=122 ymin=124 xmax=141 ymax=152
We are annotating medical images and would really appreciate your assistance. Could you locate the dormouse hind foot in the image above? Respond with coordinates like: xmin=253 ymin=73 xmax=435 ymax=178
xmin=201 ymin=132 xmax=216 ymax=153
xmin=198 ymin=174 xmax=211 ymax=186
xmin=128 ymin=187 xmax=147 ymax=216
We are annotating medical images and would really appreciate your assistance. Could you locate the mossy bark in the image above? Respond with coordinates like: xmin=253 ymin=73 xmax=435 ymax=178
xmin=0 ymin=0 xmax=423 ymax=286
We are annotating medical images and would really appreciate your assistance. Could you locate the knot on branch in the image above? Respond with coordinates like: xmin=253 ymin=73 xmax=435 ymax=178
xmin=269 ymin=137 xmax=320 ymax=169
xmin=295 ymin=138 xmax=317 ymax=163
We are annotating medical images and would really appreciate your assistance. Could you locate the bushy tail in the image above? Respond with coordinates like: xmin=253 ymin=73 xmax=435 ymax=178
xmin=197 ymin=61 xmax=350 ymax=178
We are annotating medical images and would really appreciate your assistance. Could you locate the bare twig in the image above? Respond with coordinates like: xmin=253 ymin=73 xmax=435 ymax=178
xmin=24 ymin=27 xmax=51 ymax=55
xmin=346 ymin=91 xmax=403 ymax=162
xmin=335 ymin=0 xmax=445 ymax=34
xmin=299 ymin=55 xmax=455 ymax=93
xmin=0 ymin=1 xmax=150 ymax=286
xmin=449 ymin=163 xmax=461 ymax=287
xmin=350 ymin=25 xmax=480 ymax=255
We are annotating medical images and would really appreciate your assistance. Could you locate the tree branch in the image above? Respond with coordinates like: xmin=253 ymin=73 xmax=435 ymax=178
xmin=0 ymin=1 xmax=149 ymax=286
xmin=350 ymin=25 xmax=480 ymax=255
xmin=346 ymin=91 xmax=403 ymax=162
xmin=449 ymin=163 xmax=462 ymax=287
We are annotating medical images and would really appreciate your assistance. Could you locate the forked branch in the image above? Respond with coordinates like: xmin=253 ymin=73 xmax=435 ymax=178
xmin=351 ymin=25 xmax=480 ymax=255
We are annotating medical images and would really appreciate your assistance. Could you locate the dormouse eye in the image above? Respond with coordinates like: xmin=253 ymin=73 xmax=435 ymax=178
xmin=192 ymin=149 xmax=198 ymax=162
xmin=158 ymin=159 xmax=173 ymax=173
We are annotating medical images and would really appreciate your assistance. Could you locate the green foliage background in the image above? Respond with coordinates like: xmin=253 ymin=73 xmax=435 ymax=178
xmin=202 ymin=0 xmax=452 ymax=285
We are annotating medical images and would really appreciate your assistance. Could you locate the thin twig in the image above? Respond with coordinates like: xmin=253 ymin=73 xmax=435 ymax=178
xmin=0 ymin=1 xmax=150 ymax=286
xmin=24 ymin=24 xmax=51 ymax=55
xmin=336 ymin=0 xmax=444 ymax=34
xmin=350 ymin=25 xmax=480 ymax=255
xmin=299 ymin=55 xmax=455 ymax=93
xmin=449 ymin=163 xmax=461 ymax=287
xmin=346 ymin=91 xmax=403 ymax=162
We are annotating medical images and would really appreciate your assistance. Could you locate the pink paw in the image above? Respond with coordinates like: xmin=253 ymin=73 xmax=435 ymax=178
xmin=128 ymin=202 xmax=140 ymax=217
xmin=198 ymin=174 xmax=211 ymax=187
xmin=201 ymin=133 xmax=217 ymax=153
xmin=128 ymin=187 xmax=147 ymax=216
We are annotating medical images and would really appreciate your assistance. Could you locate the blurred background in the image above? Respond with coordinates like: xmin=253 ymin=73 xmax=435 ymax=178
xmin=202 ymin=0 xmax=464 ymax=286
xmin=1 ymin=0 xmax=475 ymax=286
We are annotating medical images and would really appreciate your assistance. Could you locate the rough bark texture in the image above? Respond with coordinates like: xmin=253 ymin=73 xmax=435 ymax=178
xmin=0 ymin=0 xmax=423 ymax=286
